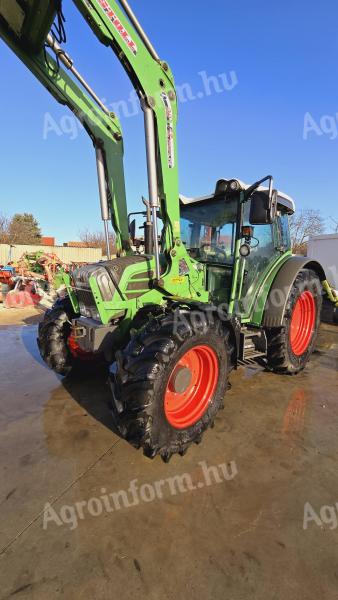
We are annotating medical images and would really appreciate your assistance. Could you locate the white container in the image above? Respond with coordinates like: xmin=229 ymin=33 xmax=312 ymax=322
xmin=308 ymin=234 xmax=338 ymax=289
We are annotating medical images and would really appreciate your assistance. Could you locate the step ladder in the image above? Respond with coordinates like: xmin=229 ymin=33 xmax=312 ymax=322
xmin=238 ymin=328 xmax=267 ymax=366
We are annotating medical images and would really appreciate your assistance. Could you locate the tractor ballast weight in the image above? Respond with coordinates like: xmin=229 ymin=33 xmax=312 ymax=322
xmin=0 ymin=1 xmax=332 ymax=461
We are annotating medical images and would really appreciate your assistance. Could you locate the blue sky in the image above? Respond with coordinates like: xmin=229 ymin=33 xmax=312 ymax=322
xmin=0 ymin=0 xmax=337 ymax=242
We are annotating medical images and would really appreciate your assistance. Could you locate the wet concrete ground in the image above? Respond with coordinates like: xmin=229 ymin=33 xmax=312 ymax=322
xmin=0 ymin=305 xmax=41 ymax=326
xmin=0 ymin=317 xmax=337 ymax=599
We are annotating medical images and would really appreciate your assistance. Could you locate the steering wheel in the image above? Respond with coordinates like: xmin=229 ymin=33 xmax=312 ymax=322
xmin=200 ymin=244 xmax=227 ymax=261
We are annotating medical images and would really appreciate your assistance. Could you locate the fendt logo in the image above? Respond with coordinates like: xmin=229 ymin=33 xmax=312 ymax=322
xmin=97 ymin=0 xmax=138 ymax=55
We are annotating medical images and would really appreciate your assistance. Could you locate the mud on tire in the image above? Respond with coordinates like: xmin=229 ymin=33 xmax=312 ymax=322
xmin=109 ymin=310 xmax=234 ymax=461
xmin=265 ymin=268 xmax=322 ymax=374
xmin=38 ymin=297 xmax=78 ymax=376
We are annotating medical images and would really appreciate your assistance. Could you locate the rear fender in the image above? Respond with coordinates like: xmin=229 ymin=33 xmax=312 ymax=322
xmin=262 ymin=256 xmax=325 ymax=328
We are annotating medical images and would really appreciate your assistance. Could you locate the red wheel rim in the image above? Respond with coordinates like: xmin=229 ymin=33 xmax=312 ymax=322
xmin=290 ymin=291 xmax=316 ymax=356
xmin=164 ymin=345 xmax=219 ymax=429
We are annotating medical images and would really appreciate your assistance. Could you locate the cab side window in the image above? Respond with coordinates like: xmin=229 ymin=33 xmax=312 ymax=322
xmin=276 ymin=213 xmax=291 ymax=251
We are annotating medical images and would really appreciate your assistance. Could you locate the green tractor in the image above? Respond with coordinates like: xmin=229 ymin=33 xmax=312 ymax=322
xmin=0 ymin=0 xmax=331 ymax=460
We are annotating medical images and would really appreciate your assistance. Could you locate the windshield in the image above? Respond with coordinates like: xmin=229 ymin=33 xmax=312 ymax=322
xmin=180 ymin=197 xmax=238 ymax=264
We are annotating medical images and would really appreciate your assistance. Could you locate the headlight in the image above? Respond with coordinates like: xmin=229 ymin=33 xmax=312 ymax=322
xmin=96 ymin=269 xmax=115 ymax=301
xmin=229 ymin=179 xmax=241 ymax=192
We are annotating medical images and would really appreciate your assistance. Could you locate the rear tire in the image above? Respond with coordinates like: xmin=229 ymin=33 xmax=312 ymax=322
xmin=265 ymin=269 xmax=322 ymax=374
xmin=109 ymin=310 xmax=234 ymax=461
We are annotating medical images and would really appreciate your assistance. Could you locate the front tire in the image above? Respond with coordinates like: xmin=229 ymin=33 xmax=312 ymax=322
xmin=110 ymin=310 xmax=234 ymax=461
xmin=38 ymin=297 xmax=96 ymax=376
xmin=265 ymin=268 xmax=322 ymax=374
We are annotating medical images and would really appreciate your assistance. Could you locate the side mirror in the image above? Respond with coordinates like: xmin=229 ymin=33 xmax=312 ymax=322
xmin=249 ymin=189 xmax=278 ymax=225
xmin=129 ymin=218 xmax=136 ymax=241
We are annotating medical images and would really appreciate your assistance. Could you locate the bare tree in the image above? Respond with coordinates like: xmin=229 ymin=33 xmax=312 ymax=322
xmin=0 ymin=213 xmax=10 ymax=244
xmin=79 ymin=229 xmax=116 ymax=256
xmin=289 ymin=209 xmax=325 ymax=255
xmin=329 ymin=217 xmax=338 ymax=234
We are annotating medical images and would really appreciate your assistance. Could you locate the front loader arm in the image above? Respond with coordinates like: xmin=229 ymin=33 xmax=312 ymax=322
xmin=73 ymin=0 xmax=181 ymax=251
xmin=0 ymin=17 xmax=130 ymax=252
xmin=0 ymin=0 xmax=183 ymax=278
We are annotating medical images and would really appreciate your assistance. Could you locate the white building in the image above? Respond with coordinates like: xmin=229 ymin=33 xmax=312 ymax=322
xmin=0 ymin=243 xmax=102 ymax=266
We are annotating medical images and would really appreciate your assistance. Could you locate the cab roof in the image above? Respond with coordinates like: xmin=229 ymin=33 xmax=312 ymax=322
xmin=180 ymin=178 xmax=296 ymax=215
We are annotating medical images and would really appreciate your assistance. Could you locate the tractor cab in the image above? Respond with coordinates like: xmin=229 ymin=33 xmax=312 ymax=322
xmin=180 ymin=178 xmax=295 ymax=314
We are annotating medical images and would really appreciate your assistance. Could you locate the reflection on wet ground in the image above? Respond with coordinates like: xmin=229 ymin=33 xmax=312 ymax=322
xmin=0 ymin=322 xmax=337 ymax=599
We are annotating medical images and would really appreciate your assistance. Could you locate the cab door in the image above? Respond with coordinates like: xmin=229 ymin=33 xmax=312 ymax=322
xmin=237 ymin=204 xmax=288 ymax=318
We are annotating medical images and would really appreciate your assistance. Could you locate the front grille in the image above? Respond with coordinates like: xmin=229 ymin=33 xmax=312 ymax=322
xmin=76 ymin=288 xmax=96 ymax=308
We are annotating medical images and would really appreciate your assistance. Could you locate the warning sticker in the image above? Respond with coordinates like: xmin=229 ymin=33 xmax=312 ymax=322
xmin=161 ymin=92 xmax=175 ymax=169
xmin=97 ymin=0 xmax=138 ymax=55
xmin=171 ymin=276 xmax=185 ymax=285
